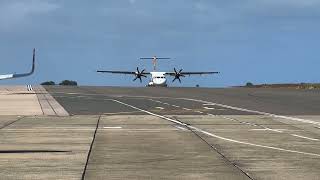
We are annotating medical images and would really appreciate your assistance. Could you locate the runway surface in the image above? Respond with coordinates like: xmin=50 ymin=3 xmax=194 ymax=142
xmin=1 ymin=86 xmax=320 ymax=179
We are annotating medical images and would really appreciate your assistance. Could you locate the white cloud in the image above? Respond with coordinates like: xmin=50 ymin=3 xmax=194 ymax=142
xmin=0 ymin=0 xmax=59 ymax=30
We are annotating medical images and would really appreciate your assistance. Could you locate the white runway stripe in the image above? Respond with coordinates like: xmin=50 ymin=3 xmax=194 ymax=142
xmin=27 ymin=85 xmax=33 ymax=91
xmin=103 ymin=127 xmax=122 ymax=129
xmin=291 ymin=134 xmax=319 ymax=141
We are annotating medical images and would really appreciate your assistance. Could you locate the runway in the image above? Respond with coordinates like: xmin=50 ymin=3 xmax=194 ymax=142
xmin=1 ymin=86 xmax=320 ymax=179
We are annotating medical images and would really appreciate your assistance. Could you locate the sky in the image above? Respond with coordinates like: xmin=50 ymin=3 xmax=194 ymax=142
xmin=0 ymin=0 xmax=319 ymax=87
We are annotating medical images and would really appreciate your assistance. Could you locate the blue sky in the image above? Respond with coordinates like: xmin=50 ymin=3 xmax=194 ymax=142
xmin=0 ymin=0 xmax=319 ymax=87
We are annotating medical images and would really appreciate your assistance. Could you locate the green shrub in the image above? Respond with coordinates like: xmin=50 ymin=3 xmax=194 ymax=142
xmin=246 ymin=82 xmax=254 ymax=87
xmin=59 ymin=80 xmax=78 ymax=86
xmin=41 ymin=81 xmax=56 ymax=85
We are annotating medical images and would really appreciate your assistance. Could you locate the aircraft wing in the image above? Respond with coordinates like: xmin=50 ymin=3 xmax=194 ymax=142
xmin=96 ymin=70 xmax=150 ymax=75
xmin=166 ymin=71 xmax=220 ymax=76
xmin=0 ymin=49 xmax=36 ymax=80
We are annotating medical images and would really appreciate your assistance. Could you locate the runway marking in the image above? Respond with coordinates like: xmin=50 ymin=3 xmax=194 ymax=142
xmin=149 ymin=99 xmax=164 ymax=104
xmin=103 ymin=127 xmax=122 ymax=129
xmin=207 ymin=113 xmax=216 ymax=116
xmin=183 ymin=108 xmax=192 ymax=111
xmin=251 ymin=129 xmax=287 ymax=132
xmin=195 ymin=111 xmax=204 ymax=114
xmin=204 ymin=107 xmax=215 ymax=110
xmin=291 ymin=134 xmax=320 ymax=141
xmin=171 ymin=105 xmax=180 ymax=108
xmin=155 ymin=107 xmax=165 ymax=110
xmin=173 ymin=125 xmax=188 ymax=131
xmin=112 ymin=99 xmax=320 ymax=157
xmin=27 ymin=85 xmax=33 ymax=91
xmin=181 ymin=98 xmax=320 ymax=126
xmin=103 ymin=111 xmax=142 ymax=115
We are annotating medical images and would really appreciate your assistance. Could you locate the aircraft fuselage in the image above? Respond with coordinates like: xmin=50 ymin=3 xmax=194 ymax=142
xmin=147 ymin=72 xmax=167 ymax=87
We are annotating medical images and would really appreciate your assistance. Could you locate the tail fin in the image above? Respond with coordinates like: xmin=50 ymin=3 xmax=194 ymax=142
xmin=30 ymin=48 xmax=35 ymax=74
xmin=140 ymin=56 xmax=170 ymax=71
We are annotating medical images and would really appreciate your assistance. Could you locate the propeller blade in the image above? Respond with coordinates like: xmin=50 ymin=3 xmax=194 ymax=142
xmin=172 ymin=78 xmax=176 ymax=82
xmin=179 ymin=69 xmax=183 ymax=73
xmin=178 ymin=77 xmax=181 ymax=83
xmin=136 ymin=67 xmax=140 ymax=74
xmin=133 ymin=77 xmax=138 ymax=81
xmin=174 ymin=68 xmax=177 ymax=73
xmin=139 ymin=77 xmax=142 ymax=83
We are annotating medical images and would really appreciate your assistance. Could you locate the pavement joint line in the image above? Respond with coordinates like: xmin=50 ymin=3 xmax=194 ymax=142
xmin=81 ymin=115 xmax=102 ymax=180
xmin=0 ymin=116 xmax=26 ymax=129
xmin=112 ymin=99 xmax=320 ymax=158
xmin=291 ymin=134 xmax=320 ymax=141
xmin=172 ymin=116 xmax=255 ymax=180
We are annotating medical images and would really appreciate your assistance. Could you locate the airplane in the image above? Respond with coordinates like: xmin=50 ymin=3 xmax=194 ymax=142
xmin=97 ymin=56 xmax=219 ymax=87
xmin=0 ymin=49 xmax=36 ymax=80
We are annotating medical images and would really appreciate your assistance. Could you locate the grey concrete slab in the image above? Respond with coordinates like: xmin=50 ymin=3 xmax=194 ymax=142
xmin=174 ymin=115 xmax=320 ymax=180
xmin=0 ymin=116 xmax=21 ymax=129
xmin=0 ymin=115 xmax=99 ymax=180
xmin=84 ymin=115 xmax=250 ymax=180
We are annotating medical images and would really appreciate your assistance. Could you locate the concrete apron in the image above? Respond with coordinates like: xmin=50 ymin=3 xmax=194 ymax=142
xmin=0 ymin=85 xmax=69 ymax=116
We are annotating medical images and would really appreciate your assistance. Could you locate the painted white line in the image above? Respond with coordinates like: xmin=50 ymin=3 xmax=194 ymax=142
xmin=204 ymin=107 xmax=215 ymax=110
xmin=155 ymin=107 xmax=165 ymax=110
xmin=264 ymin=128 xmax=283 ymax=133
xmin=291 ymin=134 xmax=320 ymax=141
xmin=103 ymin=111 xmax=142 ymax=115
xmin=192 ymin=125 xmax=320 ymax=157
xmin=174 ymin=125 xmax=188 ymax=131
xmin=103 ymin=127 xmax=122 ymax=129
xmin=171 ymin=105 xmax=180 ymax=108
xmin=162 ymin=103 xmax=170 ymax=106
xmin=203 ymin=104 xmax=216 ymax=106
xmin=181 ymin=98 xmax=320 ymax=126
xmin=195 ymin=111 xmax=204 ymax=114
xmin=207 ymin=113 xmax=216 ymax=116
xmin=149 ymin=99 xmax=164 ymax=104
xmin=112 ymin=99 xmax=320 ymax=157
xmin=112 ymin=100 xmax=185 ymax=126
xmin=251 ymin=129 xmax=286 ymax=132
xmin=183 ymin=108 xmax=192 ymax=111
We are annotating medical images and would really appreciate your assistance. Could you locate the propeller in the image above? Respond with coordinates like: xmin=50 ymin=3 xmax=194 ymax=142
xmin=133 ymin=67 xmax=147 ymax=83
xmin=172 ymin=68 xmax=185 ymax=83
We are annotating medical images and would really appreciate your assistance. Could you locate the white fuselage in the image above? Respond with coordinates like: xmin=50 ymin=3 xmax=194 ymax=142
xmin=148 ymin=72 xmax=167 ymax=87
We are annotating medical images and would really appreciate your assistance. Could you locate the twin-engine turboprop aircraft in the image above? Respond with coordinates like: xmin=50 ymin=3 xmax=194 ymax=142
xmin=0 ymin=49 xmax=36 ymax=80
xmin=97 ymin=56 xmax=219 ymax=87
